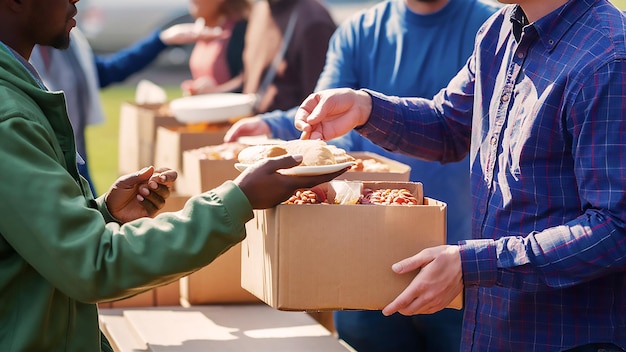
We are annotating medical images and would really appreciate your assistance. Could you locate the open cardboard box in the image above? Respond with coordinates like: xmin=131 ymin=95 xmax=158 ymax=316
xmin=177 ymin=149 xmax=241 ymax=195
xmin=153 ymin=124 xmax=231 ymax=179
xmin=241 ymin=181 xmax=463 ymax=311
xmin=342 ymin=151 xmax=411 ymax=182
xmin=117 ymin=102 xmax=185 ymax=175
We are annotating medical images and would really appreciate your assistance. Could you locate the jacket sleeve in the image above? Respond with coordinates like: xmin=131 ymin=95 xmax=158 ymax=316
xmin=94 ymin=30 xmax=167 ymax=88
xmin=0 ymin=116 xmax=253 ymax=303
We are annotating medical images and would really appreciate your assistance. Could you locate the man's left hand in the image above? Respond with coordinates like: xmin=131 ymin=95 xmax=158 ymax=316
xmin=382 ymin=245 xmax=464 ymax=316
xmin=105 ymin=166 xmax=177 ymax=223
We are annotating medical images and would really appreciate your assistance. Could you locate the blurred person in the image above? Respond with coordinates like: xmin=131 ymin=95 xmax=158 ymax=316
xmin=225 ymin=0 xmax=498 ymax=349
xmin=31 ymin=24 xmax=206 ymax=195
xmin=180 ymin=0 xmax=251 ymax=95
xmin=294 ymin=1 xmax=626 ymax=351
xmin=0 ymin=0 xmax=348 ymax=350
xmin=243 ymin=0 xmax=336 ymax=113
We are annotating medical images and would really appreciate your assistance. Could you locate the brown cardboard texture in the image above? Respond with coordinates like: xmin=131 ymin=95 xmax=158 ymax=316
xmin=177 ymin=151 xmax=240 ymax=195
xmin=241 ymin=181 xmax=463 ymax=311
xmin=153 ymin=125 xmax=230 ymax=178
xmin=180 ymin=243 xmax=260 ymax=305
xmin=342 ymin=151 xmax=411 ymax=182
xmin=153 ymin=194 xmax=258 ymax=305
xmin=117 ymin=102 xmax=184 ymax=175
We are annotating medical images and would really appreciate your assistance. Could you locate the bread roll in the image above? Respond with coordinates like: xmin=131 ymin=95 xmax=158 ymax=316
xmin=326 ymin=145 xmax=357 ymax=164
xmin=237 ymin=144 xmax=287 ymax=164
xmin=282 ymin=140 xmax=335 ymax=166
xmin=237 ymin=139 xmax=355 ymax=166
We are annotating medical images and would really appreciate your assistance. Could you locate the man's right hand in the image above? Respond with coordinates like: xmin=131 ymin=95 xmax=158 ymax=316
xmin=294 ymin=88 xmax=373 ymax=141
xmin=223 ymin=116 xmax=271 ymax=143
xmin=233 ymin=154 xmax=348 ymax=209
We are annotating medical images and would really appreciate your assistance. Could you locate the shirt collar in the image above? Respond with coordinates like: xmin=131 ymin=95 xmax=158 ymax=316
xmin=0 ymin=41 xmax=47 ymax=90
xmin=509 ymin=0 xmax=596 ymax=51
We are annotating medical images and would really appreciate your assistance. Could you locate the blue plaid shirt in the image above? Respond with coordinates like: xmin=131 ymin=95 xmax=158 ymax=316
xmin=359 ymin=1 xmax=626 ymax=350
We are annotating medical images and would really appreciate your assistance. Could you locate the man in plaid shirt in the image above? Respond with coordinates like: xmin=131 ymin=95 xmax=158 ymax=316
xmin=294 ymin=0 xmax=626 ymax=351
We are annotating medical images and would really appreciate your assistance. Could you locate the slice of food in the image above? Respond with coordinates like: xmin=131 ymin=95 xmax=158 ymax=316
xmin=237 ymin=139 xmax=355 ymax=167
xmin=237 ymin=144 xmax=288 ymax=164
xmin=282 ymin=140 xmax=336 ymax=166
xmin=326 ymin=145 xmax=357 ymax=164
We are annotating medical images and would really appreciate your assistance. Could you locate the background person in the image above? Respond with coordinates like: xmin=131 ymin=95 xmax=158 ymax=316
xmin=293 ymin=0 xmax=626 ymax=351
xmin=241 ymin=0 xmax=336 ymax=113
xmin=180 ymin=0 xmax=251 ymax=95
xmin=225 ymin=0 xmax=499 ymax=349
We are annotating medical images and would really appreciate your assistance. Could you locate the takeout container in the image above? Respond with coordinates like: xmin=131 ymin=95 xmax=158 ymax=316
xmin=169 ymin=93 xmax=257 ymax=124
xmin=241 ymin=181 xmax=463 ymax=311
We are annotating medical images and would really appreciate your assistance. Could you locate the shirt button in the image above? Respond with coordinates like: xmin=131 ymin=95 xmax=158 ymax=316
xmin=490 ymin=136 xmax=497 ymax=145
xmin=501 ymin=94 xmax=509 ymax=102
xmin=517 ymin=52 xmax=525 ymax=59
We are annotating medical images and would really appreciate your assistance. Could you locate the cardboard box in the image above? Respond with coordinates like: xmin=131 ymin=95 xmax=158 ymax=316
xmin=153 ymin=125 xmax=230 ymax=176
xmin=241 ymin=181 xmax=463 ymax=311
xmin=177 ymin=150 xmax=240 ymax=195
xmin=180 ymin=243 xmax=260 ymax=306
xmin=109 ymin=290 xmax=155 ymax=308
xmin=342 ymin=151 xmax=411 ymax=182
xmin=156 ymin=192 xmax=259 ymax=305
xmin=154 ymin=280 xmax=181 ymax=307
xmin=117 ymin=102 xmax=184 ymax=175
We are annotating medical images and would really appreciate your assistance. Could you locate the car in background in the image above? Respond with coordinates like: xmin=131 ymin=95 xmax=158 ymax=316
xmin=76 ymin=0 xmax=381 ymax=67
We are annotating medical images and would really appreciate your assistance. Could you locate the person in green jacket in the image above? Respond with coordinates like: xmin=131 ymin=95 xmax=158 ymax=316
xmin=0 ymin=0 xmax=347 ymax=350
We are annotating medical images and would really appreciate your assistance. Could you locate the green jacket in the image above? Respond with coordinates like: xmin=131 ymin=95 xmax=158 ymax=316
xmin=0 ymin=43 xmax=253 ymax=351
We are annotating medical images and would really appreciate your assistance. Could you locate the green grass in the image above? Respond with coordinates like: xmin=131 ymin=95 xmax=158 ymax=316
xmin=86 ymin=85 xmax=183 ymax=195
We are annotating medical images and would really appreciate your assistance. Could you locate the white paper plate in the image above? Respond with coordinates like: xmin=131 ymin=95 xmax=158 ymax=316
xmin=234 ymin=161 xmax=356 ymax=176
xmin=169 ymin=93 xmax=257 ymax=124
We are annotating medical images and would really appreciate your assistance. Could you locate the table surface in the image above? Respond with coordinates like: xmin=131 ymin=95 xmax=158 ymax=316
xmin=99 ymin=304 xmax=354 ymax=352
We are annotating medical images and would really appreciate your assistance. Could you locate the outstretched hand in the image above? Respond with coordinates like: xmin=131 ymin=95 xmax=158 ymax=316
xmin=382 ymin=245 xmax=464 ymax=316
xmin=223 ymin=116 xmax=271 ymax=143
xmin=234 ymin=154 xmax=348 ymax=209
xmin=105 ymin=166 xmax=178 ymax=223
xmin=159 ymin=23 xmax=226 ymax=45
xmin=295 ymin=88 xmax=373 ymax=140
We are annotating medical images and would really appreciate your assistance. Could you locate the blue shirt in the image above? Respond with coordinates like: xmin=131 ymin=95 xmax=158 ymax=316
xmin=362 ymin=1 xmax=626 ymax=350
xmin=263 ymin=0 xmax=499 ymax=244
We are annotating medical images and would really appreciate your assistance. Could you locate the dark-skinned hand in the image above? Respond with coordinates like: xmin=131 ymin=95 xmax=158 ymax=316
xmin=234 ymin=154 xmax=348 ymax=209
xmin=105 ymin=166 xmax=178 ymax=222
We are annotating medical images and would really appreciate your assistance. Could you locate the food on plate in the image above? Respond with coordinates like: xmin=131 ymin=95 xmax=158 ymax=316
xmin=349 ymin=158 xmax=391 ymax=172
xmin=282 ymin=140 xmax=336 ymax=166
xmin=187 ymin=142 xmax=248 ymax=161
xmin=237 ymin=144 xmax=288 ymax=164
xmin=237 ymin=140 xmax=355 ymax=166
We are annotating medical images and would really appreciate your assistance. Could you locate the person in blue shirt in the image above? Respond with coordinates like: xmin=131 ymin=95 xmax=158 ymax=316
xmin=293 ymin=0 xmax=626 ymax=351
xmin=224 ymin=0 xmax=499 ymax=350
